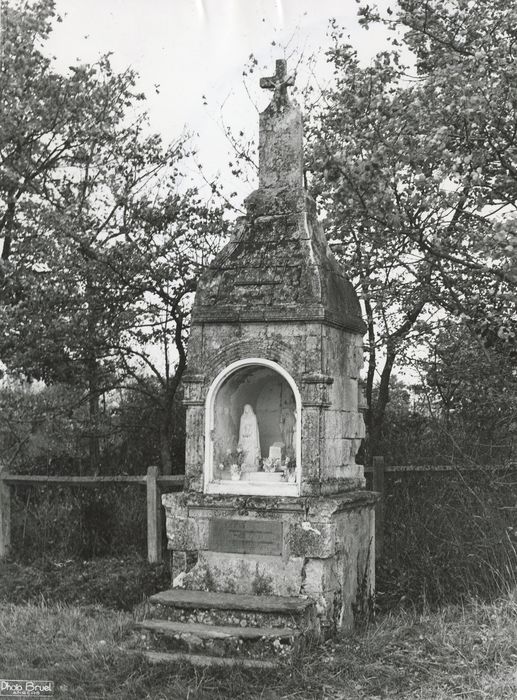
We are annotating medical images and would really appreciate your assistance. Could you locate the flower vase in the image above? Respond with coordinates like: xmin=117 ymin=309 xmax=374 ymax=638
xmin=230 ymin=464 xmax=241 ymax=481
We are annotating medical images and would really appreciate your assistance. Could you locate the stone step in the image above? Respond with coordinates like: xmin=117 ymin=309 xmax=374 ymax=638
xmin=134 ymin=619 xmax=301 ymax=660
xmin=149 ymin=589 xmax=313 ymax=613
xmin=146 ymin=589 xmax=317 ymax=631
xmin=136 ymin=619 xmax=300 ymax=639
xmin=141 ymin=649 xmax=278 ymax=669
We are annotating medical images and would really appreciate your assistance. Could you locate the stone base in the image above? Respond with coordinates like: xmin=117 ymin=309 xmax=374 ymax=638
xmin=162 ymin=490 xmax=377 ymax=632
xmin=129 ymin=588 xmax=317 ymax=668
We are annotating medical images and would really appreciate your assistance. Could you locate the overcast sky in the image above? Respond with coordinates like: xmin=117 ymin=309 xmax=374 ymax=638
xmin=48 ymin=0 xmax=387 ymax=204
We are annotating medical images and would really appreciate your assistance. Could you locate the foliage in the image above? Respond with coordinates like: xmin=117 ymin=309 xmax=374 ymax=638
xmin=0 ymin=0 xmax=227 ymax=474
xmin=307 ymin=0 xmax=517 ymax=458
xmin=112 ymin=383 xmax=186 ymax=475
xmin=0 ymin=556 xmax=170 ymax=610
xmin=8 ymin=483 xmax=146 ymax=560
xmin=0 ymin=373 xmax=186 ymax=476
xmin=373 ymin=320 xmax=516 ymax=465
xmin=421 ymin=320 xmax=517 ymax=459
xmin=0 ymin=378 xmax=83 ymax=472
xmin=374 ymin=468 xmax=517 ymax=610
xmin=369 ymin=376 xmax=436 ymax=465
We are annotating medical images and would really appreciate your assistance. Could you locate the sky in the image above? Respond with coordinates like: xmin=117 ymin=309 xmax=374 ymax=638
xmin=48 ymin=0 xmax=388 ymax=204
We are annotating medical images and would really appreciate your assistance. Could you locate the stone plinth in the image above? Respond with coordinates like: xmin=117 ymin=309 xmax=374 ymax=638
xmin=163 ymin=490 xmax=376 ymax=632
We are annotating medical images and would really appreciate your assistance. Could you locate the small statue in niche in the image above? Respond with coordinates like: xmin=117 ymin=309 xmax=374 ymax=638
xmin=281 ymin=407 xmax=296 ymax=457
xmin=238 ymin=404 xmax=261 ymax=471
xmin=214 ymin=405 xmax=237 ymax=467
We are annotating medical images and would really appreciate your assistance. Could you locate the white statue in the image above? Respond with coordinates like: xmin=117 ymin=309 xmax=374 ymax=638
xmin=238 ymin=404 xmax=261 ymax=471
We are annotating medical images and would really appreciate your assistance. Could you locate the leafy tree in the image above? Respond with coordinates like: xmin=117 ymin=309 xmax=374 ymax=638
xmin=0 ymin=378 xmax=78 ymax=472
xmin=307 ymin=0 xmax=517 ymax=460
xmin=110 ymin=382 xmax=186 ymax=475
xmin=0 ymin=0 xmax=226 ymax=473
xmin=421 ymin=320 xmax=517 ymax=463
xmin=369 ymin=376 xmax=432 ymax=465
xmin=373 ymin=326 xmax=517 ymax=465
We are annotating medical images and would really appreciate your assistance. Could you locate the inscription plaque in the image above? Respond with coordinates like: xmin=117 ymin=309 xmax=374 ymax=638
xmin=208 ymin=519 xmax=283 ymax=555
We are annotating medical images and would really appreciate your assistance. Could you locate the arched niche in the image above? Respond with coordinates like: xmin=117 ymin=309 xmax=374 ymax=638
xmin=204 ymin=358 xmax=301 ymax=496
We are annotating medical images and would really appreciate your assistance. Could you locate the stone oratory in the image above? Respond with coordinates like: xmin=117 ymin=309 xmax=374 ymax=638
xmin=136 ymin=60 xmax=378 ymax=668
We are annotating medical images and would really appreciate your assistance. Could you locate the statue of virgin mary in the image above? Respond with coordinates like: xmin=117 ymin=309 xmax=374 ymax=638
xmin=238 ymin=404 xmax=261 ymax=471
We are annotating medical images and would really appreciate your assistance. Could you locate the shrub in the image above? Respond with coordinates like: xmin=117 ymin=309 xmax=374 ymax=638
xmin=0 ymin=556 xmax=170 ymax=610
xmin=373 ymin=466 xmax=517 ymax=610
xmin=9 ymin=484 xmax=147 ymax=561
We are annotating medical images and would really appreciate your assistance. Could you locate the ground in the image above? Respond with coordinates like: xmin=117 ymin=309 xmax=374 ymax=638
xmin=0 ymin=557 xmax=516 ymax=699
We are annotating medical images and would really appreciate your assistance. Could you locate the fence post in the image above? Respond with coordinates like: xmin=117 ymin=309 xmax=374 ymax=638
xmin=0 ymin=465 xmax=11 ymax=559
xmin=146 ymin=465 xmax=162 ymax=564
xmin=372 ymin=455 xmax=385 ymax=560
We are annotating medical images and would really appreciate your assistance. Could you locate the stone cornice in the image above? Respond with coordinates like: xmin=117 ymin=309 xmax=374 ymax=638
xmin=191 ymin=307 xmax=367 ymax=335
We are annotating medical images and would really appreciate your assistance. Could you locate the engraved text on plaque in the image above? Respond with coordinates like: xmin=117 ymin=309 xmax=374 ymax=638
xmin=208 ymin=519 xmax=283 ymax=555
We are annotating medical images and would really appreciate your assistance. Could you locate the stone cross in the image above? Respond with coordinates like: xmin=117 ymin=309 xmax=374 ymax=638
xmin=260 ymin=59 xmax=295 ymax=105
xmin=256 ymin=58 xmax=302 ymax=191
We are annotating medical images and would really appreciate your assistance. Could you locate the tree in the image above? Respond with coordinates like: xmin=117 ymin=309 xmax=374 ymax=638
xmin=0 ymin=0 xmax=227 ymax=474
xmin=307 ymin=0 xmax=517 ymax=460
xmin=421 ymin=320 xmax=517 ymax=463
xmin=370 ymin=321 xmax=517 ymax=466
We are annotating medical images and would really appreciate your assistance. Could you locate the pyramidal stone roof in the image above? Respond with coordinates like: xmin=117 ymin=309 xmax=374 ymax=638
xmin=192 ymin=59 xmax=365 ymax=335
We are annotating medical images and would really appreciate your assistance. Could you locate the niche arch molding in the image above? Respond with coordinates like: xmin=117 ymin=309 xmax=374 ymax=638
xmin=204 ymin=357 xmax=302 ymax=496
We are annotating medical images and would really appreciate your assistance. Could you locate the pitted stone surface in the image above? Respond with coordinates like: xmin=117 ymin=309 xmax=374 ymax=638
xmin=148 ymin=605 xmax=303 ymax=630
xmin=135 ymin=619 xmax=300 ymax=660
xmin=193 ymin=212 xmax=365 ymax=334
xmin=148 ymin=588 xmax=314 ymax=613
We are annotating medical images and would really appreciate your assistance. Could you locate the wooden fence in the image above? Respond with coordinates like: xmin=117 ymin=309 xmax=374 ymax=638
xmin=365 ymin=456 xmax=517 ymax=559
xmin=1 ymin=458 xmax=514 ymax=564
xmin=0 ymin=465 xmax=183 ymax=564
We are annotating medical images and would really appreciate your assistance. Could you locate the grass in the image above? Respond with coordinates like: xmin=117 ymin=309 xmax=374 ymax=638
xmin=0 ymin=595 xmax=516 ymax=699
xmin=4 ymin=466 xmax=515 ymax=696
xmin=1 ymin=552 xmax=516 ymax=698
xmin=373 ymin=468 xmax=517 ymax=611
xmin=0 ymin=556 xmax=170 ymax=610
